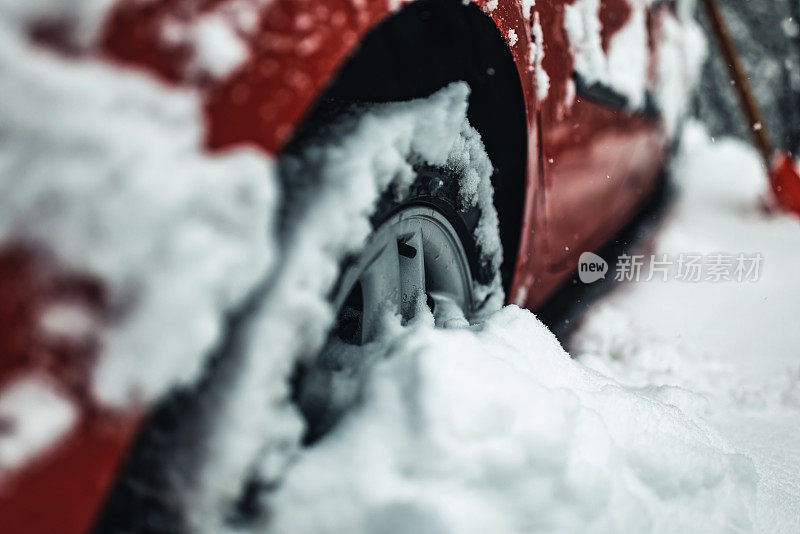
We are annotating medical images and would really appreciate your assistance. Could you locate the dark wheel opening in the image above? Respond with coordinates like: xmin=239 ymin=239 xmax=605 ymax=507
xmin=287 ymin=0 xmax=527 ymax=294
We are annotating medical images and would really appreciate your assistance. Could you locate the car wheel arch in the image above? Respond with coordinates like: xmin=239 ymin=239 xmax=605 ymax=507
xmin=284 ymin=0 xmax=529 ymax=294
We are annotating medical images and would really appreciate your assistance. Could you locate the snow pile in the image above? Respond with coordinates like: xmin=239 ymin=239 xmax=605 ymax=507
xmin=575 ymin=306 xmax=800 ymax=415
xmin=0 ymin=0 xmax=504 ymax=517
xmin=571 ymin=121 xmax=800 ymax=531
xmin=265 ymin=305 xmax=757 ymax=533
xmin=181 ymin=83 xmax=504 ymax=532
xmin=0 ymin=17 xmax=279 ymax=408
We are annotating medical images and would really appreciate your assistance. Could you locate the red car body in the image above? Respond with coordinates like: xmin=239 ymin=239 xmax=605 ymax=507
xmin=0 ymin=0 xmax=692 ymax=531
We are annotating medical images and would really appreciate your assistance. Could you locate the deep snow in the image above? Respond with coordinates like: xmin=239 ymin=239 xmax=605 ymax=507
xmin=0 ymin=6 xmax=503 ymax=522
xmin=266 ymin=305 xmax=758 ymax=533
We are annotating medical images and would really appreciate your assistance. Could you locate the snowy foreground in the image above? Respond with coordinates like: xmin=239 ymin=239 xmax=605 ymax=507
xmin=265 ymin=124 xmax=800 ymax=534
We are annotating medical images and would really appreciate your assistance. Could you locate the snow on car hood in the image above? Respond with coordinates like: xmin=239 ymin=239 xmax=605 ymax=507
xmin=0 ymin=15 xmax=279 ymax=410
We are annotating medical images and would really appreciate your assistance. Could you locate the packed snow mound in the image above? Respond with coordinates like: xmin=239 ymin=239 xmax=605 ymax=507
xmin=563 ymin=0 xmax=706 ymax=133
xmin=265 ymin=306 xmax=757 ymax=534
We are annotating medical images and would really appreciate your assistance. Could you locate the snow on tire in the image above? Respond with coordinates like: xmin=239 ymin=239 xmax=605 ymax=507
xmin=104 ymin=82 xmax=504 ymax=532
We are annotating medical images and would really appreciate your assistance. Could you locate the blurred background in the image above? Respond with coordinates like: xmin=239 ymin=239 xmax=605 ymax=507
xmin=694 ymin=1 xmax=800 ymax=155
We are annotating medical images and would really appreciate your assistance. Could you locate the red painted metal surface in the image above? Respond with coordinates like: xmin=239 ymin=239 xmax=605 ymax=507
xmin=509 ymin=0 xmax=669 ymax=309
xmin=537 ymin=0 xmax=665 ymax=280
xmin=0 ymin=246 xmax=141 ymax=534
xmin=0 ymin=0 xmax=688 ymax=531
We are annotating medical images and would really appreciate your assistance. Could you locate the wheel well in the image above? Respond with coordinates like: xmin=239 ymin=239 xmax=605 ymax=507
xmin=287 ymin=0 xmax=528 ymax=294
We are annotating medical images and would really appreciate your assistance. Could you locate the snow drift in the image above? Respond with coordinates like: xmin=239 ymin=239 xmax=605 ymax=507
xmin=265 ymin=305 xmax=757 ymax=533
xmin=572 ymin=121 xmax=800 ymax=532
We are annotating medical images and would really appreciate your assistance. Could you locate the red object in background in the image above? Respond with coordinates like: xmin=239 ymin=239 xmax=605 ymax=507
xmin=701 ymin=0 xmax=800 ymax=218
xmin=0 ymin=0 xmax=697 ymax=532
xmin=770 ymin=152 xmax=800 ymax=214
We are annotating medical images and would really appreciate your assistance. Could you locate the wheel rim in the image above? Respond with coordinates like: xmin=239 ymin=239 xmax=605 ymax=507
xmin=331 ymin=205 xmax=474 ymax=344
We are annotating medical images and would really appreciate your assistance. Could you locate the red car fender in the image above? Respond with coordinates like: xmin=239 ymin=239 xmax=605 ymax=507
xmin=101 ymin=0 xmax=541 ymax=154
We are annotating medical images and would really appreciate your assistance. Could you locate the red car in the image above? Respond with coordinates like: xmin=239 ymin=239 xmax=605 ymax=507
xmin=0 ymin=0 xmax=701 ymax=531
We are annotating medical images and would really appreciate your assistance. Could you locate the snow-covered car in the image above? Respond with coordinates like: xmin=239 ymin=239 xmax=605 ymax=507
xmin=0 ymin=0 xmax=703 ymax=532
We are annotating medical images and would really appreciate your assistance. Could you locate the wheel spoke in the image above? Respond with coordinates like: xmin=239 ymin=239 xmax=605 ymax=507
xmin=398 ymin=227 xmax=426 ymax=322
xmin=332 ymin=206 xmax=474 ymax=346
xmin=429 ymin=291 xmax=469 ymax=328
xmin=359 ymin=239 xmax=401 ymax=343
